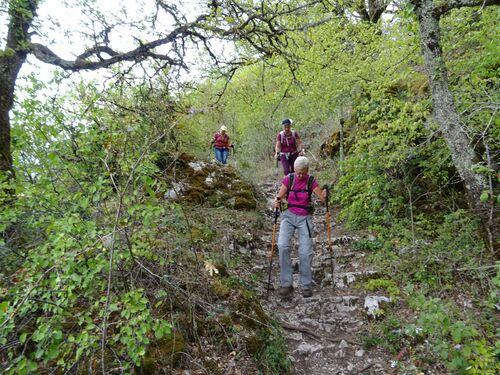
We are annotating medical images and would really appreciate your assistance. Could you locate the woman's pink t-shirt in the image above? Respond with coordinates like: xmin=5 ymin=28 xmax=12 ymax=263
xmin=277 ymin=131 xmax=300 ymax=153
xmin=283 ymin=173 xmax=318 ymax=216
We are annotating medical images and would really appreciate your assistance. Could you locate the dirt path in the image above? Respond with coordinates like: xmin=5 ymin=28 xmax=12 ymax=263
xmin=255 ymin=180 xmax=394 ymax=374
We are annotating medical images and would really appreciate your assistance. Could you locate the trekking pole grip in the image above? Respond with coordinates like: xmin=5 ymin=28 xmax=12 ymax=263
xmin=274 ymin=199 xmax=280 ymax=221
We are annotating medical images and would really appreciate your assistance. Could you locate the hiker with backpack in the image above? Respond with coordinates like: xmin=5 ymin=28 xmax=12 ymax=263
xmin=274 ymin=118 xmax=305 ymax=175
xmin=272 ymin=156 xmax=326 ymax=298
xmin=211 ymin=125 xmax=233 ymax=165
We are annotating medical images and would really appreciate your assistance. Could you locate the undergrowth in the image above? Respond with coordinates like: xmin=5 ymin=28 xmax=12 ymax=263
xmin=357 ymin=210 xmax=499 ymax=374
xmin=253 ymin=324 xmax=292 ymax=375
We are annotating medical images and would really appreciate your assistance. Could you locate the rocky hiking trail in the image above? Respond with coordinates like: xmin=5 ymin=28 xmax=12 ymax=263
xmin=253 ymin=180 xmax=394 ymax=375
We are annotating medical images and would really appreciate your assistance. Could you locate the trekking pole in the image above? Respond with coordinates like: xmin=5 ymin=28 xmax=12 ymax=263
xmin=323 ymin=185 xmax=334 ymax=288
xmin=266 ymin=204 xmax=280 ymax=297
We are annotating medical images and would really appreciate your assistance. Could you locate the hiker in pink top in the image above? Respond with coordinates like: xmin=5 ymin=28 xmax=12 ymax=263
xmin=272 ymin=156 xmax=326 ymax=298
xmin=274 ymin=118 xmax=305 ymax=175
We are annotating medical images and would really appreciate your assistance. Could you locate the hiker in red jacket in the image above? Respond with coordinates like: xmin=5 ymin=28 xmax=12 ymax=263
xmin=212 ymin=125 xmax=233 ymax=164
xmin=274 ymin=118 xmax=305 ymax=175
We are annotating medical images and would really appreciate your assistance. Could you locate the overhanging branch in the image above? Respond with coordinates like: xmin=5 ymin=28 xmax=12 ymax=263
xmin=435 ymin=0 xmax=500 ymax=16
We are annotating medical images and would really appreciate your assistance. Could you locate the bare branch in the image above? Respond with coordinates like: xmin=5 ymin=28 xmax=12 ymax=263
xmin=18 ymin=0 xmax=335 ymax=80
xmin=434 ymin=0 xmax=500 ymax=15
xmin=77 ymin=46 xmax=118 ymax=60
xmin=2 ymin=0 xmax=337 ymax=175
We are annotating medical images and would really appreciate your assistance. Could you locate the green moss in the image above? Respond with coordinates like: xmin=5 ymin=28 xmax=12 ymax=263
xmin=210 ymin=278 xmax=231 ymax=298
xmin=141 ymin=332 xmax=186 ymax=373
xmin=219 ymin=313 xmax=234 ymax=326
xmin=231 ymin=287 xmax=269 ymax=329
xmin=245 ymin=333 xmax=263 ymax=355
xmin=159 ymin=152 xmax=257 ymax=210
xmin=0 ymin=48 xmax=16 ymax=57
xmin=365 ymin=278 xmax=400 ymax=299
xmin=190 ymin=224 xmax=215 ymax=242
xmin=234 ymin=194 xmax=257 ymax=210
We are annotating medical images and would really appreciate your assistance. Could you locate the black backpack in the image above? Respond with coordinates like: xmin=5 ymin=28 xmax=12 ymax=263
xmin=285 ymin=173 xmax=315 ymax=213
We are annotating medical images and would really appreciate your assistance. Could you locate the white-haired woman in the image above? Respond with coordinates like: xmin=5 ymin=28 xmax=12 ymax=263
xmin=273 ymin=156 xmax=326 ymax=298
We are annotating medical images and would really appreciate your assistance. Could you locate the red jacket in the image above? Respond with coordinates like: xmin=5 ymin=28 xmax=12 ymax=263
xmin=213 ymin=132 xmax=231 ymax=149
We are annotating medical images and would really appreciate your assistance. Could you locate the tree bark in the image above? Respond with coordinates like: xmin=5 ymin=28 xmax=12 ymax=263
xmin=0 ymin=56 xmax=16 ymax=178
xmin=412 ymin=0 xmax=498 ymax=250
xmin=0 ymin=0 xmax=38 ymax=178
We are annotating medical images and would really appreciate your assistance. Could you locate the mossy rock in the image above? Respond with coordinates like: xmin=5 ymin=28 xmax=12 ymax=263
xmin=209 ymin=278 xmax=231 ymax=299
xmin=230 ymin=287 xmax=269 ymax=329
xmin=158 ymin=152 xmax=257 ymax=210
xmin=140 ymin=332 xmax=186 ymax=373
xmin=320 ymin=121 xmax=354 ymax=159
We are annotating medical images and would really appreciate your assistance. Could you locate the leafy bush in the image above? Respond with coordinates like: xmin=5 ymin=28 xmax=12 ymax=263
xmin=0 ymin=78 xmax=179 ymax=373
xmin=405 ymin=293 xmax=499 ymax=374
xmin=253 ymin=325 xmax=292 ymax=375
xmin=406 ymin=210 xmax=483 ymax=291
xmin=362 ymin=313 xmax=404 ymax=354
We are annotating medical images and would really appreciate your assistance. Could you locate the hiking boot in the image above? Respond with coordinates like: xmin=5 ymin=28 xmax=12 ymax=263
xmin=278 ymin=286 xmax=294 ymax=297
xmin=302 ymin=288 xmax=313 ymax=298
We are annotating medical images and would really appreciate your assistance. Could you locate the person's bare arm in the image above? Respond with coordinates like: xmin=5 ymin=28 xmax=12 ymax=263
xmin=273 ymin=184 xmax=288 ymax=207
xmin=313 ymin=185 xmax=326 ymax=203
xmin=274 ymin=139 xmax=281 ymax=158
xmin=296 ymin=138 xmax=305 ymax=155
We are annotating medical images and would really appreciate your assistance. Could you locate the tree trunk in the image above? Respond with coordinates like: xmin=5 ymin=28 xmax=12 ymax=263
xmin=0 ymin=54 xmax=27 ymax=179
xmin=0 ymin=0 xmax=38 ymax=178
xmin=413 ymin=0 xmax=494 ymax=240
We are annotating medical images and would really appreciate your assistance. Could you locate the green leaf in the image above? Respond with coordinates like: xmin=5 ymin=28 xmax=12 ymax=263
xmin=462 ymin=344 xmax=472 ymax=357
xmin=35 ymin=348 xmax=44 ymax=359
xmin=480 ymin=191 xmax=489 ymax=202
xmin=19 ymin=333 xmax=27 ymax=344
xmin=46 ymin=343 xmax=60 ymax=361
xmin=76 ymin=345 xmax=85 ymax=360
xmin=27 ymin=360 xmax=38 ymax=371
xmin=48 ymin=152 xmax=57 ymax=162
xmin=53 ymin=330 xmax=63 ymax=341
